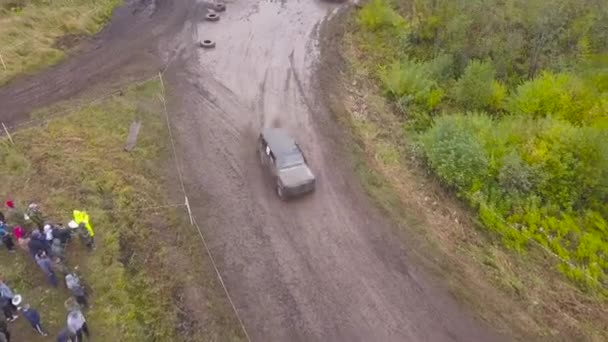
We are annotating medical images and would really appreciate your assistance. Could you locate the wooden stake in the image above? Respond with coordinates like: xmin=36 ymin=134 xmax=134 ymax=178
xmin=0 ymin=51 xmax=6 ymax=71
xmin=2 ymin=123 xmax=14 ymax=145
xmin=185 ymin=195 xmax=194 ymax=226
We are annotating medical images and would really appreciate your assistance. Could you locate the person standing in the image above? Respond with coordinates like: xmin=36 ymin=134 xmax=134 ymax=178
xmin=66 ymin=274 xmax=87 ymax=308
xmin=35 ymin=251 xmax=58 ymax=287
xmin=0 ymin=320 xmax=10 ymax=342
xmin=25 ymin=203 xmax=44 ymax=231
xmin=56 ymin=326 xmax=74 ymax=342
xmin=4 ymin=201 xmax=25 ymax=229
xmin=28 ymin=231 xmax=50 ymax=259
xmin=21 ymin=304 xmax=48 ymax=336
xmin=0 ymin=223 xmax=14 ymax=253
xmin=0 ymin=282 xmax=17 ymax=322
xmin=67 ymin=309 xmax=89 ymax=341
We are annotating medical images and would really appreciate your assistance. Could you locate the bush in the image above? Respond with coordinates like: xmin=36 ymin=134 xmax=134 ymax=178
xmin=420 ymin=114 xmax=490 ymax=191
xmin=451 ymin=60 xmax=498 ymax=111
xmin=380 ymin=60 xmax=437 ymax=106
xmin=358 ymin=0 xmax=406 ymax=31
xmin=508 ymin=72 xmax=600 ymax=124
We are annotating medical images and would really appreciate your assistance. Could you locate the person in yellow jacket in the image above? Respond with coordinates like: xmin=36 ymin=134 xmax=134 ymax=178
xmin=69 ymin=210 xmax=95 ymax=250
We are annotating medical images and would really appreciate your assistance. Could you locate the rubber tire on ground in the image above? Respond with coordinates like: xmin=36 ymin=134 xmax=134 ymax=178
xmin=205 ymin=13 xmax=220 ymax=21
xmin=199 ymin=40 xmax=216 ymax=49
xmin=214 ymin=3 xmax=226 ymax=12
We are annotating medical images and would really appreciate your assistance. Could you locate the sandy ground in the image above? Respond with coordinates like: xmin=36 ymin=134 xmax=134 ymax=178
xmin=0 ymin=0 xmax=507 ymax=341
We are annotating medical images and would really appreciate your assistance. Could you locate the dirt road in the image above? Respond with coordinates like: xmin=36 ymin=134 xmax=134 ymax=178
xmin=0 ymin=0 xmax=506 ymax=341
xmin=164 ymin=1 xmax=505 ymax=341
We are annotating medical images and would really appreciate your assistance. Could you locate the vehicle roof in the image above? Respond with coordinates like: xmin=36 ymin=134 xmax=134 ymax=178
xmin=261 ymin=128 xmax=300 ymax=157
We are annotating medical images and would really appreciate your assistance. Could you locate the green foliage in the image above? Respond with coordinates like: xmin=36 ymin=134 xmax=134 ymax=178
xmin=353 ymin=0 xmax=608 ymax=289
xmin=358 ymin=0 xmax=406 ymax=31
xmin=508 ymin=72 xmax=600 ymax=124
xmin=380 ymin=60 xmax=437 ymax=105
xmin=420 ymin=114 xmax=490 ymax=191
xmin=451 ymin=60 xmax=498 ymax=111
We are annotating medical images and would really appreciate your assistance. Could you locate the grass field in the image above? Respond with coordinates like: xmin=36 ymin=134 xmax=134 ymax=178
xmin=323 ymin=10 xmax=608 ymax=342
xmin=0 ymin=0 xmax=120 ymax=85
xmin=0 ymin=80 xmax=244 ymax=341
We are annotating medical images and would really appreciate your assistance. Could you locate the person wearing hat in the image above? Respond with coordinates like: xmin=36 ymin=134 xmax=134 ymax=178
xmin=68 ymin=220 xmax=94 ymax=251
xmin=0 ymin=282 xmax=17 ymax=322
xmin=25 ymin=203 xmax=44 ymax=231
xmin=21 ymin=303 xmax=48 ymax=336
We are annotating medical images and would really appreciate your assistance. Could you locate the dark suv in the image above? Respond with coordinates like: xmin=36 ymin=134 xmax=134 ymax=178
xmin=257 ymin=128 xmax=316 ymax=199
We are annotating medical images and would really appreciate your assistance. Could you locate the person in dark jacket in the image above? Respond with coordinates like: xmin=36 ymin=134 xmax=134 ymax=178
xmin=27 ymin=231 xmax=50 ymax=259
xmin=0 ymin=223 xmax=14 ymax=252
xmin=0 ymin=320 xmax=10 ymax=342
xmin=52 ymin=223 xmax=72 ymax=246
xmin=0 ymin=282 xmax=17 ymax=322
xmin=56 ymin=326 xmax=74 ymax=342
xmin=21 ymin=304 xmax=47 ymax=336
xmin=35 ymin=251 xmax=58 ymax=287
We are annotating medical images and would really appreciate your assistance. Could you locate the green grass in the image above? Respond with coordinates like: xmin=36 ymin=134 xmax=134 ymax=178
xmin=0 ymin=0 xmax=120 ymax=85
xmin=0 ymin=81 xmax=245 ymax=341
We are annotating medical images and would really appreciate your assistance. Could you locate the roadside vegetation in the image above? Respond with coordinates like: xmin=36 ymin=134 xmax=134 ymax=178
xmin=0 ymin=0 xmax=120 ymax=85
xmin=0 ymin=81 xmax=244 ymax=341
xmin=334 ymin=0 xmax=608 ymax=339
xmin=355 ymin=0 xmax=608 ymax=291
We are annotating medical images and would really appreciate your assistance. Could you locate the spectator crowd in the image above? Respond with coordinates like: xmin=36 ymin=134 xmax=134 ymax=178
xmin=0 ymin=200 xmax=95 ymax=342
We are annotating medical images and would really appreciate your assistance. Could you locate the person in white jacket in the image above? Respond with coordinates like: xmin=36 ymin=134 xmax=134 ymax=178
xmin=67 ymin=309 xmax=90 ymax=341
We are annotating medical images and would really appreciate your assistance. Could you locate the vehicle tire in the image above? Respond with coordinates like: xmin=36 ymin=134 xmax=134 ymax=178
xmin=214 ymin=3 xmax=226 ymax=12
xmin=199 ymin=40 xmax=216 ymax=49
xmin=276 ymin=184 xmax=285 ymax=200
xmin=205 ymin=13 xmax=220 ymax=21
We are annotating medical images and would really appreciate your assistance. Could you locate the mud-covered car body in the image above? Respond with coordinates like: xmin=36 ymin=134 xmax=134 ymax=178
xmin=258 ymin=128 xmax=315 ymax=199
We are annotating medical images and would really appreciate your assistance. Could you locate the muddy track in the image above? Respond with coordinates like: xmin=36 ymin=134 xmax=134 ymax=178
xmin=1 ymin=0 xmax=506 ymax=341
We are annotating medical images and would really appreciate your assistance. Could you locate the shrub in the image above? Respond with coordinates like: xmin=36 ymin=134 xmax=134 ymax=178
xmin=358 ymin=0 xmax=406 ymax=31
xmin=420 ymin=114 xmax=490 ymax=191
xmin=379 ymin=60 xmax=437 ymax=106
xmin=451 ymin=60 xmax=497 ymax=111
xmin=508 ymin=72 xmax=600 ymax=124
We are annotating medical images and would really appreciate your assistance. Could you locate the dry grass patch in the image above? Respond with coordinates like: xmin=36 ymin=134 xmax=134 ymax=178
xmin=0 ymin=0 xmax=120 ymax=85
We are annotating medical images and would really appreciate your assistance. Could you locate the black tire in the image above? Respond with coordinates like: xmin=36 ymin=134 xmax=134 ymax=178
xmin=205 ymin=13 xmax=220 ymax=21
xmin=214 ymin=3 xmax=226 ymax=12
xmin=199 ymin=40 xmax=216 ymax=49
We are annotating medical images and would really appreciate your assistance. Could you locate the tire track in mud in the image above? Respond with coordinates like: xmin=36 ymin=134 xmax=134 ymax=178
xmin=1 ymin=0 xmax=508 ymax=341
